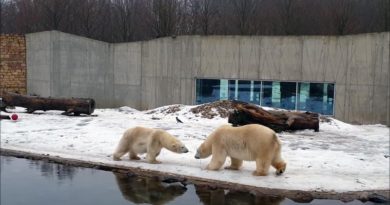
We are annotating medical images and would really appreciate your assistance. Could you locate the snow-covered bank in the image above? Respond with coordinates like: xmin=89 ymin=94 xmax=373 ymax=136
xmin=1 ymin=105 xmax=389 ymax=193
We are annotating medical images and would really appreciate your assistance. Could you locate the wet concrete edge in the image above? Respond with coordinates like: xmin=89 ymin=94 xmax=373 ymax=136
xmin=1 ymin=148 xmax=389 ymax=203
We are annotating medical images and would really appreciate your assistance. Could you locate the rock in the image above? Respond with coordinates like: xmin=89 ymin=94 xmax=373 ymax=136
xmin=368 ymin=193 xmax=389 ymax=203
xmin=289 ymin=192 xmax=313 ymax=203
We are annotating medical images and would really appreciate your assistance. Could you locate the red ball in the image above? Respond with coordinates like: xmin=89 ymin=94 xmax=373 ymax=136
xmin=11 ymin=114 xmax=18 ymax=121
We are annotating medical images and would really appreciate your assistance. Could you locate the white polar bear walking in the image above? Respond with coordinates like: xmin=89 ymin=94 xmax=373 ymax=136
xmin=195 ymin=124 xmax=286 ymax=176
xmin=113 ymin=126 xmax=189 ymax=164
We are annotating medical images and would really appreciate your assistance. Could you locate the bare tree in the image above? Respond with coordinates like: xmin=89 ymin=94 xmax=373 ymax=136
xmin=229 ymin=0 xmax=261 ymax=35
xmin=380 ymin=0 xmax=390 ymax=31
xmin=10 ymin=0 xmax=41 ymax=33
xmin=188 ymin=0 xmax=218 ymax=35
xmin=71 ymin=0 xmax=100 ymax=38
xmin=0 ymin=0 xmax=17 ymax=33
xmin=34 ymin=0 xmax=73 ymax=31
xmin=147 ymin=0 xmax=182 ymax=37
xmin=325 ymin=0 xmax=358 ymax=35
xmin=1 ymin=0 xmax=388 ymax=40
xmin=273 ymin=0 xmax=300 ymax=35
xmin=112 ymin=0 xmax=139 ymax=41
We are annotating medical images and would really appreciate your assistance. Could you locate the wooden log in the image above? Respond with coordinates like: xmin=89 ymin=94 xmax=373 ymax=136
xmin=228 ymin=101 xmax=319 ymax=132
xmin=0 ymin=92 xmax=95 ymax=115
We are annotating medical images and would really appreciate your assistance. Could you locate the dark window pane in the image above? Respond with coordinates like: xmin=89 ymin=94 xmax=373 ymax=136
xmin=195 ymin=79 xmax=221 ymax=104
xmin=280 ymin=82 xmax=296 ymax=110
xmin=262 ymin=81 xmax=273 ymax=107
xmin=325 ymin=84 xmax=334 ymax=115
xmin=251 ymin=81 xmax=261 ymax=105
xmin=228 ymin=80 xmax=236 ymax=100
xmin=298 ymin=82 xmax=334 ymax=115
xmin=237 ymin=80 xmax=251 ymax=102
xmin=261 ymin=81 xmax=296 ymax=110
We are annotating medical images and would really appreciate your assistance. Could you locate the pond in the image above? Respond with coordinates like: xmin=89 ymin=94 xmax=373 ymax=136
xmin=0 ymin=156 xmax=383 ymax=205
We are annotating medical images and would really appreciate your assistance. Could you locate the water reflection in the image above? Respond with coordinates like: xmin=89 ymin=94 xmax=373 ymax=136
xmin=1 ymin=156 xmax=384 ymax=205
xmin=195 ymin=184 xmax=284 ymax=205
xmin=27 ymin=159 xmax=77 ymax=182
xmin=114 ymin=172 xmax=187 ymax=205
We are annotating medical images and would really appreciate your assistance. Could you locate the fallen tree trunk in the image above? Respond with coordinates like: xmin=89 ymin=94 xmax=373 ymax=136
xmin=228 ymin=101 xmax=319 ymax=132
xmin=0 ymin=92 xmax=95 ymax=115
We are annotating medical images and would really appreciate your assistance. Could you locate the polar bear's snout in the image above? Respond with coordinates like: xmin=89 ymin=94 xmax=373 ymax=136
xmin=194 ymin=151 xmax=200 ymax=159
xmin=181 ymin=146 xmax=189 ymax=153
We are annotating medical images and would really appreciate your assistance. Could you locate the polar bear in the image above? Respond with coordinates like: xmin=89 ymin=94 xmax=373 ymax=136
xmin=113 ymin=126 xmax=189 ymax=164
xmin=194 ymin=124 xmax=286 ymax=176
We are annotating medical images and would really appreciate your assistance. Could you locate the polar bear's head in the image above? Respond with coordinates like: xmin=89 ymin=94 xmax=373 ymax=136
xmin=194 ymin=142 xmax=212 ymax=159
xmin=170 ymin=142 xmax=189 ymax=153
xmin=273 ymin=161 xmax=287 ymax=175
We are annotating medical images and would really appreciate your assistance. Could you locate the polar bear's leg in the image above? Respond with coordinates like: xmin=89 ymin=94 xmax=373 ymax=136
xmin=146 ymin=148 xmax=162 ymax=164
xmin=129 ymin=151 xmax=140 ymax=160
xmin=113 ymin=150 xmax=127 ymax=161
xmin=225 ymin=157 xmax=243 ymax=170
xmin=206 ymin=146 xmax=227 ymax=170
xmin=113 ymin=144 xmax=129 ymax=161
xmin=253 ymin=158 xmax=271 ymax=176
xmin=113 ymin=136 xmax=131 ymax=161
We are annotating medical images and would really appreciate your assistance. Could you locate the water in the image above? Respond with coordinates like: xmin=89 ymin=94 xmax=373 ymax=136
xmin=0 ymin=156 xmax=382 ymax=205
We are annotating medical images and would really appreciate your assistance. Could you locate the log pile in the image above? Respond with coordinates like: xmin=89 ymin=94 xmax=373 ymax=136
xmin=0 ymin=92 xmax=95 ymax=116
xmin=228 ymin=101 xmax=319 ymax=132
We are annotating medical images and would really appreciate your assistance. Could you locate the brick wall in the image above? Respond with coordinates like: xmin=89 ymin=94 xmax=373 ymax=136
xmin=0 ymin=34 xmax=27 ymax=95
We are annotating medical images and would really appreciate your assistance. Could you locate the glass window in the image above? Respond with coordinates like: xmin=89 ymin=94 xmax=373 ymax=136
xmin=237 ymin=80 xmax=251 ymax=102
xmin=261 ymin=81 xmax=296 ymax=110
xmin=280 ymin=82 xmax=297 ymax=110
xmin=228 ymin=80 xmax=237 ymax=100
xmin=227 ymin=80 xmax=261 ymax=104
xmin=298 ymin=82 xmax=334 ymax=115
xmin=219 ymin=80 xmax=229 ymax=100
xmin=195 ymin=78 xmax=334 ymax=115
xmin=195 ymin=79 xmax=221 ymax=104
xmin=251 ymin=81 xmax=261 ymax=105
xmin=261 ymin=81 xmax=273 ymax=107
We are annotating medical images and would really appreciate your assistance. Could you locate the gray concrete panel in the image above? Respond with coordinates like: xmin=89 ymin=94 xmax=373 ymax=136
xmin=260 ymin=37 xmax=302 ymax=81
xmin=333 ymin=84 xmax=346 ymax=122
xmin=345 ymin=85 xmax=373 ymax=124
xmin=302 ymin=37 xmax=326 ymax=82
xmin=347 ymin=34 xmax=377 ymax=86
xmin=323 ymin=37 xmax=349 ymax=83
xmin=70 ymin=81 xmax=104 ymax=101
xmin=26 ymin=31 xmax=52 ymax=97
xmin=178 ymin=36 xmax=201 ymax=79
xmin=27 ymin=80 xmax=51 ymax=97
xmin=141 ymin=76 xmax=156 ymax=110
xmin=200 ymin=36 xmax=240 ymax=79
xmin=239 ymin=37 xmax=260 ymax=79
xmin=157 ymin=38 xmax=173 ymax=78
xmin=180 ymin=78 xmax=195 ymax=105
xmin=141 ymin=40 xmax=158 ymax=78
xmin=278 ymin=37 xmax=303 ymax=81
xmin=113 ymin=42 xmax=141 ymax=86
xmin=373 ymin=33 xmax=389 ymax=87
xmin=372 ymin=85 xmax=389 ymax=125
xmin=259 ymin=37 xmax=281 ymax=80
xmin=113 ymin=84 xmax=141 ymax=108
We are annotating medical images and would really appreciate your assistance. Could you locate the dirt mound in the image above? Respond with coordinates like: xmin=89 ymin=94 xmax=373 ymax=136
xmin=190 ymin=100 xmax=234 ymax=119
xmin=146 ymin=105 xmax=182 ymax=115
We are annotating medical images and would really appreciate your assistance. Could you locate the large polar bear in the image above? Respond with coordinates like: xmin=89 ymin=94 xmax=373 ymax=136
xmin=195 ymin=124 xmax=286 ymax=176
xmin=113 ymin=126 xmax=189 ymax=164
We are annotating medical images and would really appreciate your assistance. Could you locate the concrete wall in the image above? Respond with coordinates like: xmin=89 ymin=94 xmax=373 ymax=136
xmin=26 ymin=31 xmax=390 ymax=125
xmin=27 ymin=31 xmax=113 ymax=107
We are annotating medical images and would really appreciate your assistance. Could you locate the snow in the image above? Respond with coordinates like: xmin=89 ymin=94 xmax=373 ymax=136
xmin=1 ymin=106 xmax=389 ymax=193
